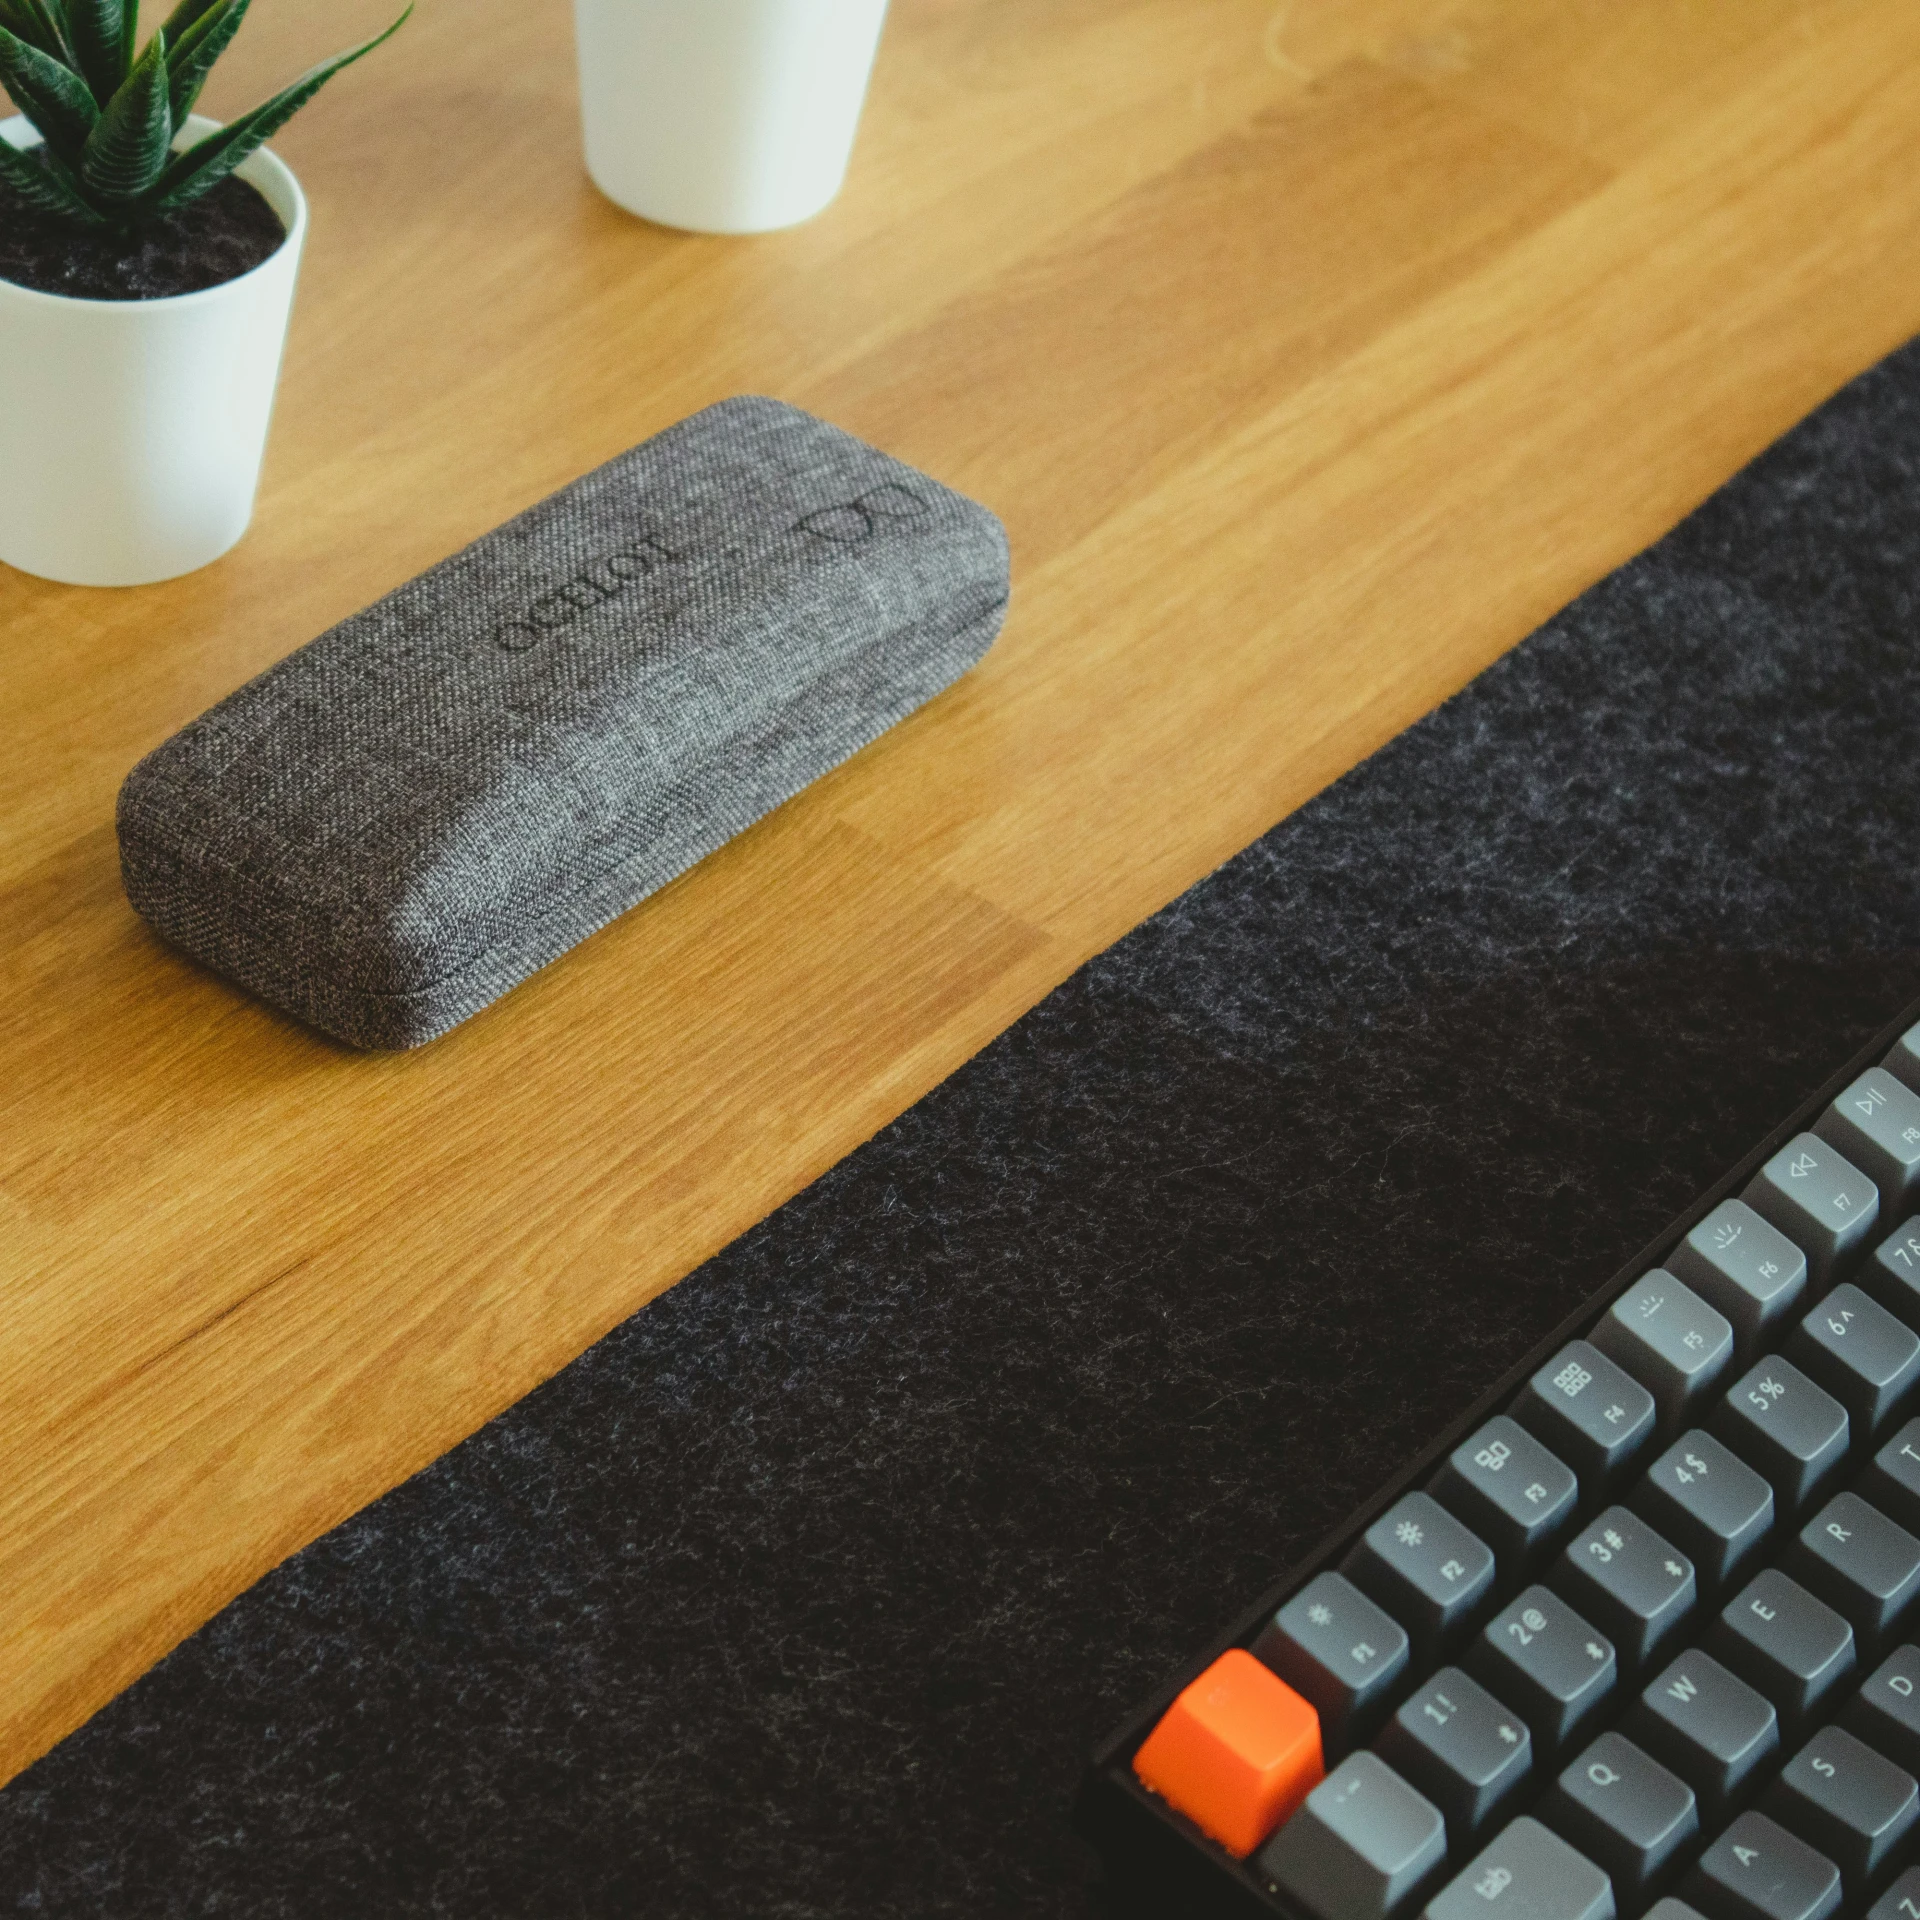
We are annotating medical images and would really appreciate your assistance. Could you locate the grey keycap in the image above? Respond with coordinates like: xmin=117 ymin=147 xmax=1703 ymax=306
xmin=1631 ymin=1430 xmax=1774 ymax=1598
xmin=1645 ymin=1903 xmax=1709 ymax=1920
xmin=1669 ymin=1202 xmax=1808 ymax=1363
xmin=1515 ymin=1343 xmax=1657 ymax=1496
xmin=1466 ymin=1586 xmax=1616 ymax=1764
xmin=1260 ymin=1752 xmax=1449 ymax=1920
xmin=1255 ymin=1572 xmax=1411 ymax=1755
xmin=1432 ymin=1418 xmax=1579 ymax=1574
xmin=1788 ymin=1493 xmax=1920 ymax=1657
xmin=1888 ymin=1023 xmax=1920 ymax=1097
xmin=1710 ymin=1356 xmax=1849 ymax=1520
xmin=1627 ymin=1649 xmax=1778 ymax=1821
xmin=1377 ymin=1667 xmax=1532 ymax=1852
xmin=1422 ymin=1817 xmax=1615 ymax=1920
xmin=1684 ymin=1811 xmax=1841 ymax=1920
xmin=1863 ymin=1222 xmax=1920 ymax=1330
xmin=1866 ymin=1864 xmax=1920 ymax=1920
xmin=1785 ymin=1284 xmax=1920 ymax=1441
xmin=1707 ymin=1570 xmax=1855 ymax=1734
xmin=1743 ymin=1133 xmax=1879 ymax=1285
xmin=1550 ymin=1506 xmax=1696 ymax=1677
xmin=1539 ymin=1731 xmax=1697 ymax=1909
xmin=1843 ymin=1645 xmax=1920 ymax=1775
xmin=1593 ymin=1273 xmax=1734 ymax=1432
xmin=1859 ymin=1420 xmax=1920 ymax=1534
xmin=1763 ymin=1725 xmax=1917 ymax=1894
xmin=1814 ymin=1070 xmax=1920 ymax=1221
xmin=1346 ymin=1494 xmax=1497 ymax=1658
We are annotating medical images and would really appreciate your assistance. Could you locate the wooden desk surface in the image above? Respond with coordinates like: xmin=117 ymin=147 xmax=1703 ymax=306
xmin=3 ymin=0 xmax=1918 ymax=1790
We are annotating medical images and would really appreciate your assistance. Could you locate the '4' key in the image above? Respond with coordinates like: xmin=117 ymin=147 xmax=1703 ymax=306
xmin=1631 ymin=1429 xmax=1773 ymax=1599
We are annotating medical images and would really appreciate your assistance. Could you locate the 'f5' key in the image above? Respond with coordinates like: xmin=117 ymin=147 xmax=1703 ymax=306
xmin=1593 ymin=1273 xmax=1734 ymax=1433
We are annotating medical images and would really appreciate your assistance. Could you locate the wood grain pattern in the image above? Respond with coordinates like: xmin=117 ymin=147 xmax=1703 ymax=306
xmin=2 ymin=0 xmax=1918 ymax=1788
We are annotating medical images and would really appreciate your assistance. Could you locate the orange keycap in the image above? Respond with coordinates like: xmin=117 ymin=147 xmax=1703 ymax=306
xmin=1132 ymin=1648 xmax=1324 ymax=1857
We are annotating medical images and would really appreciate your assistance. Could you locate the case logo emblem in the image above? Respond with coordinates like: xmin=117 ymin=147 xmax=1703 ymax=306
xmin=492 ymin=485 xmax=933 ymax=654
xmin=493 ymin=536 xmax=677 ymax=653
xmin=792 ymin=483 xmax=932 ymax=545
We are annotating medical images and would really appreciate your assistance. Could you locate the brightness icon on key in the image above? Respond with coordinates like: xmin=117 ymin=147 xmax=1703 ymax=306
xmin=1395 ymin=1521 xmax=1424 ymax=1547
xmin=1307 ymin=1603 xmax=1332 ymax=1626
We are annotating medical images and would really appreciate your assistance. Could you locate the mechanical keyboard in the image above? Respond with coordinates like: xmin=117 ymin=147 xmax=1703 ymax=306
xmin=1078 ymin=1000 xmax=1920 ymax=1920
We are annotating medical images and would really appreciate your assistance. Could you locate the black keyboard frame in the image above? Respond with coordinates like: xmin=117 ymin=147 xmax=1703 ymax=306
xmin=1075 ymin=989 xmax=1920 ymax=1920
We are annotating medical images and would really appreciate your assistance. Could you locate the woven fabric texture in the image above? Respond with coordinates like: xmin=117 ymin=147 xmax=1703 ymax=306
xmin=115 ymin=396 xmax=1010 ymax=1050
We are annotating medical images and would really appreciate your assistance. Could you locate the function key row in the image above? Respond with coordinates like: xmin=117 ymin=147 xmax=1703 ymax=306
xmin=1258 ymin=1376 xmax=1920 ymax=1777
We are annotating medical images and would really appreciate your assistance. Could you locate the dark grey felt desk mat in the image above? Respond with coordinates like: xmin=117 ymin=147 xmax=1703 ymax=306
xmin=8 ymin=342 xmax=1920 ymax=1916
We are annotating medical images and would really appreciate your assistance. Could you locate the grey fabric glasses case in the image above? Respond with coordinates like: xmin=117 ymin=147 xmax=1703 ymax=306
xmin=116 ymin=397 xmax=1010 ymax=1050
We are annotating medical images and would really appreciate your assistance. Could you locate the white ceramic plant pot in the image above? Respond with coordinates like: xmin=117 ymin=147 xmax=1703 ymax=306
xmin=574 ymin=0 xmax=890 ymax=234
xmin=0 ymin=114 xmax=307 ymax=588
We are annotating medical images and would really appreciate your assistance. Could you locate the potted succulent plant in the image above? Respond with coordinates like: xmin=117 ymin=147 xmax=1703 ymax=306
xmin=0 ymin=0 xmax=407 ymax=586
xmin=574 ymin=0 xmax=890 ymax=235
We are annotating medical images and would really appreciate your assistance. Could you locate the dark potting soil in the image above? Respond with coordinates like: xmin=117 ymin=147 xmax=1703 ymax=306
xmin=0 ymin=158 xmax=285 ymax=300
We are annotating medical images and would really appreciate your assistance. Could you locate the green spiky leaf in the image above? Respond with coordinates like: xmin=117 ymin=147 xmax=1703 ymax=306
xmin=0 ymin=0 xmax=42 ymax=48
xmin=151 ymin=2 xmax=407 ymax=214
xmin=166 ymin=0 xmax=248 ymax=127
xmin=0 ymin=21 xmax=98 ymax=160
xmin=0 ymin=0 xmax=73 ymax=63
xmin=0 ymin=124 xmax=104 ymax=221
xmin=80 ymin=26 xmax=168 ymax=202
xmin=0 ymin=0 xmax=406 ymax=233
xmin=31 ymin=0 xmax=73 ymax=52
xmin=64 ymin=0 xmax=127 ymax=103
xmin=158 ymin=0 xmax=224 ymax=51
